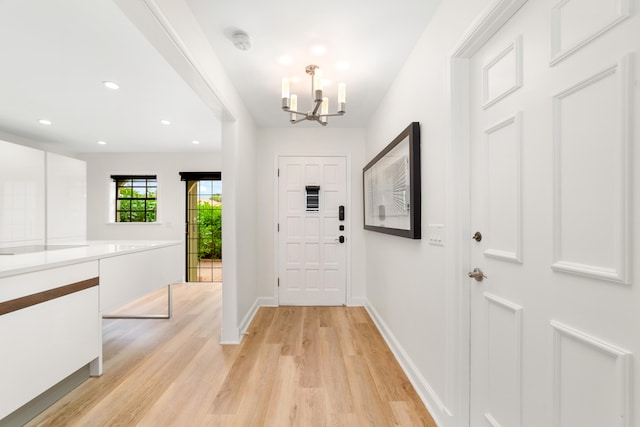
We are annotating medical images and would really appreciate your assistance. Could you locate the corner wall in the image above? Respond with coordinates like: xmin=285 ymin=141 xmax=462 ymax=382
xmin=117 ymin=0 xmax=260 ymax=343
xmin=363 ymin=0 xmax=490 ymax=425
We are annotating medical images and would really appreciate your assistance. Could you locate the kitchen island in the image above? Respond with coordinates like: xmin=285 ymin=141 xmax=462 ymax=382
xmin=0 ymin=240 xmax=182 ymax=421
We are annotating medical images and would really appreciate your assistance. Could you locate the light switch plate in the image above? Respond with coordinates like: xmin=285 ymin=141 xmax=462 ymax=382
xmin=428 ymin=224 xmax=444 ymax=246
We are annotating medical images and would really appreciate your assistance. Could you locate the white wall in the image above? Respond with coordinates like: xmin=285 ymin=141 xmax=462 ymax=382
xmin=256 ymin=127 xmax=367 ymax=304
xmin=80 ymin=152 xmax=220 ymax=242
xmin=364 ymin=0 xmax=490 ymax=425
xmin=116 ymin=0 xmax=259 ymax=343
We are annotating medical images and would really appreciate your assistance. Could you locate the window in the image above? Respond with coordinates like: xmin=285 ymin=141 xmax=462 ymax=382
xmin=111 ymin=175 xmax=157 ymax=222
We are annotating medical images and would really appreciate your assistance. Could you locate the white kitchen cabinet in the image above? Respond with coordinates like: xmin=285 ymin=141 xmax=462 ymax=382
xmin=0 ymin=141 xmax=45 ymax=246
xmin=46 ymin=152 xmax=87 ymax=243
xmin=0 ymin=241 xmax=182 ymax=422
xmin=0 ymin=261 xmax=101 ymax=420
xmin=99 ymin=243 xmax=182 ymax=312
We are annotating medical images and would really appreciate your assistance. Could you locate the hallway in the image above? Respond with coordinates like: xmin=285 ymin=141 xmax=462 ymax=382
xmin=26 ymin=284 xmax=435 ymax=426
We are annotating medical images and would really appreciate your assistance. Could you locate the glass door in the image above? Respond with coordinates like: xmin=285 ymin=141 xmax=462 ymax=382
xmin=181 ymin=172 xmax=222 ymax=282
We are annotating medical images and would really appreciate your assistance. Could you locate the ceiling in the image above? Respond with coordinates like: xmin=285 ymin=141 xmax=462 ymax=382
xmin=0 ymin=0 xmax=440 ymax=154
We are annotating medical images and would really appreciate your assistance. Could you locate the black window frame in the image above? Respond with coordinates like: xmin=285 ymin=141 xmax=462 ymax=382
xmin=111 ymin=175 xmax=158 ymax=223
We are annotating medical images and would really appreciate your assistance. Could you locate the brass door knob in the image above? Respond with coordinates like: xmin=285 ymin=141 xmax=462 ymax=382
xmin=468 ymin=268 xmax=487 ymax=282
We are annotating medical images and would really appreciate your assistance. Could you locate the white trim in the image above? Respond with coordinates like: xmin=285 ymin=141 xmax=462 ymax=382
xmin=346 ymin=296 xmax=367 ymax=306
xmin=365 ymin=300 xmax=451 ymax=426
xmin=484 ymin=293 xmax=523 ymax=427
xmin=482 ymin=35 xmax=523 ymax=109
xmin=483 ymin=113 xmax=523 ymax=264
xmin=551 ymin=56 xmax=631 ymax=285
xmin=551 ymin=320 xmax=631 ymax=427
xmin=448 ymin=0 xmax=529 ymax=424
xmin=238 ymin=297 xmax=274 ymax=336
xmin=451 ymin=0 xmax=528 ymax=56
xmin=219 ymin=327 xmax=241 ymax=345
xmin=550 ymin=0 xmax=631 ymax=66
xmin=273 ymin=154 xmax=280 ymax=305
xmin=135 ymin=0 xmax=231 ymax=119
xmin=484 ymin=413 xmax=503 ymax=427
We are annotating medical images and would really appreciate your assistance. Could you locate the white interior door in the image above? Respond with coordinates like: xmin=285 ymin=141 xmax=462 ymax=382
xmin=278 ymin=156 xmax=347 ymax=306
xmin=468 ymin=1 xmax=639 ymax=426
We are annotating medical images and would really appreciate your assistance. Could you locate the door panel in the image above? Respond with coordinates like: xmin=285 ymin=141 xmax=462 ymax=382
xmin=278 ymin=156 xmax=347 ymax=305
xmin=468 ymin=1 xmax=638 ymax=426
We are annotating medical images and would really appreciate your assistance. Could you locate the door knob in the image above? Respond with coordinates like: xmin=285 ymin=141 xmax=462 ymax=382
xmin=468 ymin=267 xmax=487 ymax=282
xmin=472 ymin=231 xmax=482 ymax=242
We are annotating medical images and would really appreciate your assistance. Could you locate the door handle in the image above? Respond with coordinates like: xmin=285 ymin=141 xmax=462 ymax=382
xmin=334 ymin=236 xmax=345 ymax=243
xmin=468 ymin=267 xmax=487 ymax=282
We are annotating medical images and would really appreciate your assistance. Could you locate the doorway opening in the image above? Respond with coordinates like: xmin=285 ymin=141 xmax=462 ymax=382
xmin=180 ymin=172 xmax=222 ymax=283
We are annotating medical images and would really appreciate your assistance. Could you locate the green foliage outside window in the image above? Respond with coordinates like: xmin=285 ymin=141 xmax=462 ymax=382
xmin=197 ymin=199 xmax=222 ymax=259
xmin=116 ymin=187 xmax=157 ymax=222
xmin=114 ymin=177 xmax=157 ymax=222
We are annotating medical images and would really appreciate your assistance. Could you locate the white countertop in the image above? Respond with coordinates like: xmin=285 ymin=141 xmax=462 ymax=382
xmin=0 ymin=240 xmax=182 ymax=278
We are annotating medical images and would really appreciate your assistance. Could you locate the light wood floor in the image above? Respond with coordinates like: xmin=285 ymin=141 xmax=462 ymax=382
xmin=26 ymin=284 xmax=436 ymax=426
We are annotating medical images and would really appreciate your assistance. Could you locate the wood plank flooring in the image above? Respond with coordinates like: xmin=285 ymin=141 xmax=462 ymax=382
xmin=26 ymin=284 xmax=436 ymax=426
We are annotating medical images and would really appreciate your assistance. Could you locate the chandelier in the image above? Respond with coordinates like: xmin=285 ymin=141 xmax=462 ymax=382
xmin=281 ymin=65 xmax=346 ymax=126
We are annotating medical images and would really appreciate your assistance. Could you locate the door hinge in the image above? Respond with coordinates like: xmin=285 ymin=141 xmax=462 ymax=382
xmin=277 ymin=168 xmax=280 ymax=177
xmin=277 ymin=223 xmax=280 ymax=232
xmin=277 ymin=278 xmax=280 ymax=287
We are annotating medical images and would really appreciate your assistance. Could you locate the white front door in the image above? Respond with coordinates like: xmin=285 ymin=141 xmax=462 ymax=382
xmin=278 ymin=156 xmax=347 ymax=305
xmin=468 ymin=1 xmax=639 ymax=426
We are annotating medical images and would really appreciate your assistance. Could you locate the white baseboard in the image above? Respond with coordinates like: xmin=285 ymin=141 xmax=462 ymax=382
xmin=365 ymin=300 xmax=451 ymax=427
xmin=256 ymin=297 xmax=278 ymax=307
xmin=236 ymin=297 xmax=277 ymax=340
xmin=219 ymin=327 xmax=241 ymax=345
xmin=347 ymin=296 xmax=367 ymax=306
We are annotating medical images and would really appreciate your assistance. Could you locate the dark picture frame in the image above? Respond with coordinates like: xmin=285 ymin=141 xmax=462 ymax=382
xmin=363 ymin=122 xmax=421 ymax=239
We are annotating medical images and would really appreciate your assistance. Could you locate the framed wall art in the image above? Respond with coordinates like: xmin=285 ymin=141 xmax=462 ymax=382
xmin=363 ymin=122 xmax=421 ymax=239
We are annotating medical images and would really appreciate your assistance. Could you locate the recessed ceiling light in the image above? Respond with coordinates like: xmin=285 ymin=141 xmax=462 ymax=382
xmin=103 ymin=81 xmax=120 ymax=90
xmin=192 ymin=140 xmax=200 ymax=145
xmin=97 ymin=140 xmax=107 ymax=145
xmin=279 ymin=56 xmax=293 ymax=66
xmin=160 ymin=120 xmax=171 ymax=125
xmin=311 ymin=45 xmax=327 ymax=55
xmin=38 ymin=119 xmax=52 ymax=125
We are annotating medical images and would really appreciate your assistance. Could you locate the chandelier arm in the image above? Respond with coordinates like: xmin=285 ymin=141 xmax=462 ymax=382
xmin=311 ymin=98 xmax=323 ymax=115
xmin=318 ymin=112 xmax=346 ymax=118
xmin=289 ymin=115 xmax=312 ymax=124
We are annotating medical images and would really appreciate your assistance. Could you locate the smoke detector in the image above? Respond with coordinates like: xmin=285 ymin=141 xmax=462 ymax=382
xmin=231 ymin=31 xmax=251 ymax=51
